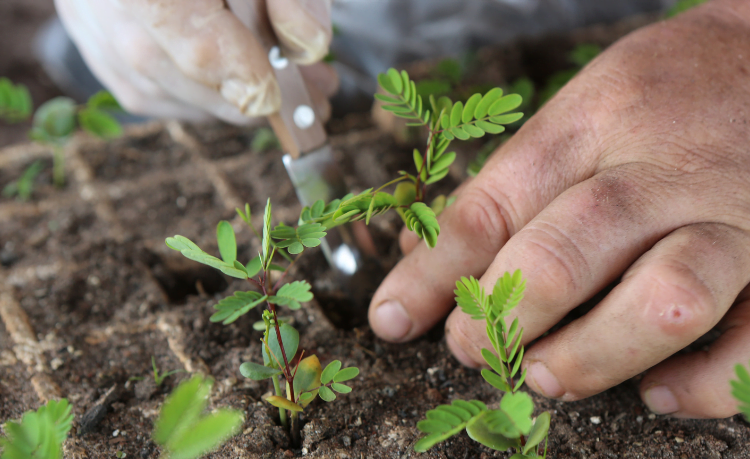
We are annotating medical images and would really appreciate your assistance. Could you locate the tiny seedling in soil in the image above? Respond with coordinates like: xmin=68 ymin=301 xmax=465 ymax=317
xmin=413 ymin=271 xmax=550 ymax=457
xmin=0 ymin=78 xmax=123 ymax=190
xmin=2 ymin=159 xmax=43 ymax=201
xmin=149 ymin=356 xmax=186 ymax=386
xmin=152 ymin=375 xmax=243 ymax=459
xmin=0 ymin=398 xmax=74 ymax=459
xmin=166 ymin=68 xmax=526 ymax=446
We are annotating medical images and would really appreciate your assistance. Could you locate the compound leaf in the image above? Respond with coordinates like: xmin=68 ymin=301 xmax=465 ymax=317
xmin=465 ymin=411 xmax=518 ymax=452
xmin=401 ymin=202 xmax=440 ymax=248
xmin=414 ymin=401 xmax=489 ymax=452
xmin=490 ymin=270 xmax=526 ymax=318
xmin=268 ymin=281 xmax=313 ymax=310
xmin=271 ymin=223 xmax=326 ymax=255
xmin=454 ymin=276 xmax=488 ymax=320
xmin=210 ymin=291 xmax=266 ymax=324
xmin=732 ymin=362 xmax=750 ymax=419
xmin=165 ymin=410 xmax=243 ymax=459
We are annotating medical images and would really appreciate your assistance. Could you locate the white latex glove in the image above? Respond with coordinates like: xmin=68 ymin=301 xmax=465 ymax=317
xmin=54 ymin=0 xmax=337 ymax=124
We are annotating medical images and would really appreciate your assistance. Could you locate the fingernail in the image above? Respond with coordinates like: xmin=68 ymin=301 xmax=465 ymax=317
xmin=299 ymin=0 xmax=331 ymax=29
xmin=372 ymin=300 xmax=412 ymax=341
xmin=644 ymin=385 xmax=679 ymax=415
xmin=527 ymin=362 xmax=565 ymax=398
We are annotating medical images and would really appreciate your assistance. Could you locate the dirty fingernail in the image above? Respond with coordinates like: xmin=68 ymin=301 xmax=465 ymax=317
xmin=527 ymin=362 xmax=565 ymax=398
xmin=372 ymin=300 xmax=412 ymax=341
xmin=644 ymin=385 xmax=679 ymax=415
xmin=220 ymin=75 xmax=281 ymax=117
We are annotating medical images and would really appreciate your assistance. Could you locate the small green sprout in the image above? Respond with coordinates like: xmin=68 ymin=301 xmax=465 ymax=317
xmin=250 ymin=127 xmax=281 ymax=152
xmin=414 ymin=271 xmax=551 ymax=457
xmin=151 ymin=356 xmax=185 ymax=386
xmin=0 ymin=398 xmax=74 ymax=459
xmin=152 ymin=375 xmax=243 ymax=459
xmin=0 ymin=80 xmax=123 ymax=189
xmin=2 ymin=160 xmax=44 ymax=201
xmin=731 ymin=361 xmax=750 ymax=420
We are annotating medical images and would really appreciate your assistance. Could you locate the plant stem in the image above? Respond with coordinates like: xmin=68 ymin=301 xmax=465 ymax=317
xmin=272 ymin=374 xmax=288 ymax=429
xmin=52 ymin=146 xmax=65 ymax=188
xmin=290 ymin=410 xmax=301 ymax=447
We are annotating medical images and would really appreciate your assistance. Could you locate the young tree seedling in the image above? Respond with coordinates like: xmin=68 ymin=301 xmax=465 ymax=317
xmin=165 ymin=68 xmax=525 ymax=446
xmin=413 ymin=271 xmax=550 ymax=457
xmin=0 ymin=78 xmax=123 ymax=189
xmin=0 ymin=399 xmax=74 ymax=459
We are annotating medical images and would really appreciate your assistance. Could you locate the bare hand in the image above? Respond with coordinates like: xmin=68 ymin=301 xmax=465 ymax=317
xmin=370 ymin=0 xmax=750 ymax=419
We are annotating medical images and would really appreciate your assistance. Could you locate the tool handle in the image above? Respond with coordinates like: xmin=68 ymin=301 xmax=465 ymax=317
xmin=226 ymin=0 xmax=327 ymax=159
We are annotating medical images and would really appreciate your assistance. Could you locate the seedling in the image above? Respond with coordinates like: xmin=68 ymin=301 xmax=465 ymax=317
xmin=165 ymin=69 xmax=524 ymax=445
xmin=152 ymin=375 xmax=243 ymax=459
xmin=414 ymin=271 xmax=551 ymax=456
xmin=150 ymin=356 xmax=186 ymax=386
xmin=2 ymin=160 xmax=43 ymax=201
xmin=0 ymin=78 xmax=123 ymax=189
xmin=0 ymin=398 xmax=74 ymax=459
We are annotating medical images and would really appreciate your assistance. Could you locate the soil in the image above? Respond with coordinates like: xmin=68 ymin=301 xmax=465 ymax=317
xmin=2 ymin=9 xmax=750 ymax=459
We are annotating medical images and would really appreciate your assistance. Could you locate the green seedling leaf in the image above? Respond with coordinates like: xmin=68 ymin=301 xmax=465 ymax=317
xmin=429 ymin=151 xmax=455 ymax=175
xmin=245 ymin=256 xmax=262 ymax=278
xmin=271 ymin=223 xmax=327 ymax=254
xmin=216 ymin=221 xmax=237 ymax=264
xmin=402 ymin=202 xmax=440 ymax=248
xmin=331 ymin=383 xmax=352 ymax=393
xmin=263 ymin=323 xmax=299 ymax=369
xmin=450 ymin=101 xmax=463 ymax=127
xmin=165 ymin=235 xmax=200 ymax=252
xmin=481 ymin=348 xmax=505 ymax=375
xmin=318 ymin=386 xmax=336 ymax=402
xmin=488 ymin=94 xmax=523 ymax=117
xmin=462 ymin=93 xmax=481 ymax=123
xmin=490 ymin=113 xmax=524 ymax=125
xmin=321 ymin=360 xmax=342 ymax=384
xmin=481 ymin=369 xmax=511 ymax=392
xmin=32 ymin=97 xmax=76 ymax=143
xmin=240 ymin=361 xmax=282 ymax=380
xmin=264 ymin=395 xmax=303 ymax=412
xmin=2 ymin=160 xmax=44 ymax=201
xmin=291 ymin=355 xmax=322 ymax=407
xmin=268 ymin=263 xmax=286 ymax=272
xmin=465 ymin=411 xmax=518 ymax=452
xmin=87 ymin=90 xmax=121 ymax=110
xmin=153 ymin=375 xmax=242 ymax=459
xmin=0 ymin=78 xmax=32 ymax=123
xmin=454 ymin=276 xmax=488 ymax=320
xmin=300 ymin=392 xmax=314 ymax=402
xmin=333 ymin=367 xmax=359 ymax=383
xmin=731 ymin=362 xmax=750 ymax=420
xmin=77 ymin=108 xmax=122 ymax=139
xmin=251 ymin=127 xmax=280 ymax=152
xmin=475 ymin=120 xmax=506 ymax=134
xmin=414 ymin=400 xmax=489 ymax=452
xmin=181 ymin=249 xmax=247 ymax=279
xmin=491 ymin=269 xmax=526 ymax=317
xmin=268 ymin=281 xmax=313 ymax=310
xmin=463 ymin=124 xmax=485 ymax=138
xmin=0 ymin=398 xmax=74 ymax=459
xmin=236 ymin=203 xmax=252 ymax=225
xmin=474 ymin=88 xmax=503 ymax=119
xmin=261 ymin=198 xmax=272 ymax=268
xmin=522 ymin=411 xmax=551 ymax=455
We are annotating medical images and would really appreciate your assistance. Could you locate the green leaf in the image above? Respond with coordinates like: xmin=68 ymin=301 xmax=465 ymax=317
xmin=450 ymin=101 xmax=463 ymax=127
xmin=0 ymin=398 xmax=74 ymax=459
xmin=165 ymin=235 xmax=201 ymax=252
xmin=490 ymin=113 xmax=524 ymax=125
xmin=0 ymin=78 xmax=32 ymax=123
xmin=333 ymin=367 xmax=359 ymax=383
xmin=245 ymin=256 xmax=262 ymax=278
xmin=152 ymin=375 xmax=242 ymax=459
xmin=374 ymin=93 xmax=402 ymax=104
xmin=180 ymin=249 xmax=247 ymax=279
xmin=239 ymin=361 xmax=282 ymax=380
xmin=77 ymin=108 xmax=122 ymax=139
xmin=87 ymin=90 xmax=121 ymax=110
xmin=321 ymin=360 xmax=342 ymax=384
xmin=32 ymin=97 xmax=76 ymax=143
xmin=291 ymin=355 xmax=322 ymax=407
xmin=236 ymin=203 xmax=252 ymax=225
xmin=413 ymin=401 xmax=489 ymax=453
xmin=475 ymin=88 xmax=504 ymax=119
xmin=216 ymin=221 xmax=237 ymax=264
xmin=331 ymin=383 xmax=352 ymax=393
xmin=394 ymin=182 xmax=416 ymax=206
xmin=475 ymin=120 xmax=506 ymax=135
xmin=402 ymin=202 xmax=440 ymax=248
xmin=481 ymin=369 xmax=511 ymax=392
xmin=491 ymin=270 xmax=526 ymax=317
xmin=210 ymin=291 xmax=266 ymax=324
xmin=463 ymin=124 xmax=485 ymax=138
xmin=417 ymin=419 xmax=452 ymax=434
xmin=429 ymin=151 xmax=456 ymax=175
xmin=387 ymin=68 xmax=403 ymax=94
xmin=318 ymin=386 xmax=336 ymax=402
xmin=271 ymin=223 xmax=327 ymax=254
xmin=378 ymin=72 xmax=397 ymax=95
xmin=488 ymin=94 xmax=523 ymax=116
xmin=454 ymin=276 xmax=489 ymax=320
xmin=261 ymin=198 xmax=272 ymax=268
xmin=523 ymin=411 xmax=551 ymax=455
xmin=462 ymin=94 xmax=481 ymax=123
xmin=732 ymin=362 xmax=750 ymax=419
xmin=481 ymin=348 xmax=506 ymax=374
xmin=268 ymin=281 xmax=313 ymax=310
xmin=265 ymin=395 xmax=303 ymax=412
xmin=263 ymin=323 xmax=299 ymax=369
xmin=449 ymin=126 xmax=470 ymax=140
xmin=465 ymin=411 xmax=518 ymax=452
xmin=482 ymin=392 xmax=534 ymax=438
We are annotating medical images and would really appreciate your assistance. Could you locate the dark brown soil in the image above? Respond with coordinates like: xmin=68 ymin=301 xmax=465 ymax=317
xmin=2 ymin=10 xmax=750 ymax=459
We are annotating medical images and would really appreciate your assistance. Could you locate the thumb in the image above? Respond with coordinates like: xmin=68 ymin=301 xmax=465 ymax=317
xmin=127 ymin=0 xmax=281 ymax=117
xmin=267 ymin=0 xmax=332 ymax=65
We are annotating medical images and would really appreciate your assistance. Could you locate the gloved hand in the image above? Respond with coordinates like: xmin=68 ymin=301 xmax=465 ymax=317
xmin=54 ymin=0 xmax=337 ymax=124
xmin=370 ymin=0 xmax=750 ymax=419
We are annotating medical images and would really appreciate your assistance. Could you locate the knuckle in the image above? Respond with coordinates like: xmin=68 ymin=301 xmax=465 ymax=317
xmin=518 ymin=223 xmax=588 ymax=301
xmin=453 ymin=186 xmax=510 ymax=254
xmin=639 ymin=261 xmax=718 ymax=337
xmin=175 ymin=40 xmax=216 ymax=81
